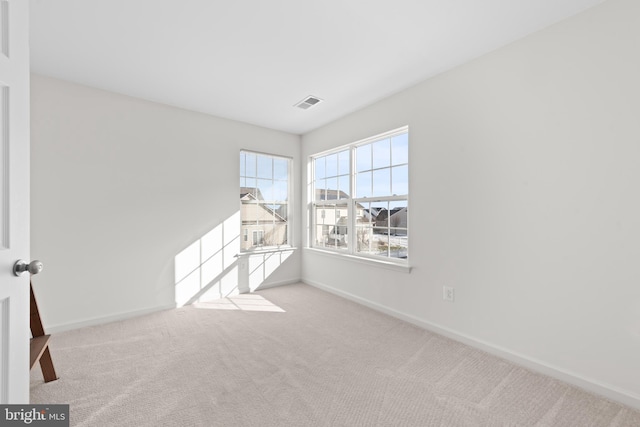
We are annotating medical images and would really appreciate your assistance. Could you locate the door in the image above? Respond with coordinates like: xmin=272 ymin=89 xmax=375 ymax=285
xmin=0 ymin=0 xmax=30 ymax=403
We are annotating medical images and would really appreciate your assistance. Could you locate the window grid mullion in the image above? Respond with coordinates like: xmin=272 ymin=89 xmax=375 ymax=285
xmin=369 ymin=144 xmax=374 ymax=197
xmin=389 ymin=141 xmax=393 ymax=197
xmin=348 ymin=147 xmax=356 ymax=254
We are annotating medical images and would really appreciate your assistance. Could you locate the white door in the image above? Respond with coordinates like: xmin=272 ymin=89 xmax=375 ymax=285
xmin=0 ymin=0 xmax=31 ymax=403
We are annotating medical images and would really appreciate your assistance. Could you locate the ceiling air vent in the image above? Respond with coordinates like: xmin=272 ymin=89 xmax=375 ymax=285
xmin=294 ymin=95 xmax=323 ymax=110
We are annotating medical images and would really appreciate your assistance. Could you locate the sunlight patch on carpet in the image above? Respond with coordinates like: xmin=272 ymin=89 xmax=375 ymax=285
xmin=193 ymin=294 xmax=285 ymax=312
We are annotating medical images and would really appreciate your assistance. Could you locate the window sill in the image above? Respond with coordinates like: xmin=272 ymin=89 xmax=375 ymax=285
xmin=304 ymin=247 xmax=411 ymax=273
xmin=236 ymin=247 xmax=297 ymax=257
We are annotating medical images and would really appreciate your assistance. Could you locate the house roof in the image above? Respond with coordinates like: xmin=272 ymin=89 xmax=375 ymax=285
xmin=240 ymin=187 xmax=264 ymax=201
xmin=316 ymin=189 xmax=349 ymax=201
xmin=241 ymin=187 xmax=286 ymax=222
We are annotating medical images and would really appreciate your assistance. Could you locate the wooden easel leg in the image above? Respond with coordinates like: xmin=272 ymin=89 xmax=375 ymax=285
xmin=30 ymin=280 xmax=58 ymax=382
xmin=39 ymin=348 xmax=58 ymax=382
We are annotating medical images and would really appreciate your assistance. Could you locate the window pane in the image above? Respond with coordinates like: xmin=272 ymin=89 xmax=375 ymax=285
xmin=315 ymin=156 xmax=326 ymax=181
xmin=391 ymin=165 xmax=408 ymax=195
xmin=389 ymin=205 xmax=407 ymax=228
xmin=245 ymin=153 xmax=256 ymax=177
xmin=315 ymin=205 xmax=329 ymax=226
xmin=356 ymin=226 xmax=373 ymax=253
xmin=372 ymin=138 xmax=391 ymax=169
xmin=372 ymin=168 xmax=390 ymax=197
xmin=315 ymin=179 xmax=326 ymax=202
xmin=275 ymin=203 xmax=288 ymax=221
xmin=258 ymin=203 xmax=276 ymax=223
xmin=241 ymin=200 xmax=258 ymax=226
xmin=314 ymin=203 xmax=349 ymax=250
xmin=326 ymin=153 xmax=338 ymax=177
xmin=391 ymin=227 xmax=407 ymax=236
xmin=370 ymin=200 xmax=388 ymax=215
xmin=274 ymin=158 xmax=288 ymax=180
xmin=315 ymin=225 xmax=328 ymax=247
xmin=246 ymin=203 xmax=288 ymax=246
xmin=338 ymin=150 xmax=350 ymax=175
xmin=263 ymin=223 xmax=287 ymax=246
xmin=356 ymin=144 xmax=371 ymax=172
xmin=328 ymin=203 xmax=349 ymax=250
xmin=240 ymin=152 xmax=246 ymax=176
xmin=273 ymin=180 xmax=288 ymax=202
xmin=375 ymin=214 xmax=389 ymax=229
xmin=243 ymin=178 xmax=256 ymax=193
xmin=389 ymin=229 xmax=408 ymax=258
xmin=257 ymin=179 xmax=273 ymax=201
xmin=257 ymin=156 xmax=272 ymax=179
xmin=338 ymin=175 xmax=349 ymax=199
xmin=374 ymin=201 xmax=390 ymax=228
xmin=371 ymin=228 xmax=390 ymax=256
xmin=326 ymin=177 xmax=338 ymax=199
xmin=356 ymin=171 xmax=372 ymax=198
xmin=392 ymin=133 xmax=409 ymax=165
xmin=241 ymin=184 xmax=257 ymax=199
xmin=390 ymin=200 xmax=408 ymax=209
xmin=358 ymin=201 xmax=373 ymax=226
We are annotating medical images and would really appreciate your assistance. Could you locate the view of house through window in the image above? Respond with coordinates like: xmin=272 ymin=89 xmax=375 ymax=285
xmin=311 ymin=127 xmax=408 ymax=261
xmin=240 ymin=151 xmax=291 ymax=251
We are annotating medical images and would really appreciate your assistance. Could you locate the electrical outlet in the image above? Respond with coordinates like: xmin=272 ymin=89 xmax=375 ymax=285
xmin=443 ymin=286 xmax=455 ymax=302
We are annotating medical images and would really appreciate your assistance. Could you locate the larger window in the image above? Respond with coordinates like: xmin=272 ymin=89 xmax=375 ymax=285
xmin=240 ymin=151 xmax=291 ymax=251
xmin=311 ymin=127 xmax=408 ymax=262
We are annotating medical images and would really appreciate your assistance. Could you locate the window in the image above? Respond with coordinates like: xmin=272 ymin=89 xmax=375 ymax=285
xmin=240 ymin=151 xmax=291 ymax=251
xmin=252 ymin=230 xmax=264 ymax=246
xmin=311 ymin=127 xmax=408 ymax=261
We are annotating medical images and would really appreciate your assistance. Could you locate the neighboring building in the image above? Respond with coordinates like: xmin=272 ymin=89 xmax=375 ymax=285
xmin=375 ymin=207 xmax=408 ymax=232
xmin=314 ymin=189 xmax=365 ymax=247
xmin=240 ymin=187 xmax=287 ymax=250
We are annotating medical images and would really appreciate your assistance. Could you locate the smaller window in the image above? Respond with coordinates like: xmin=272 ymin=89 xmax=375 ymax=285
xmin=240 ymin=151 xmax=292 ymax=251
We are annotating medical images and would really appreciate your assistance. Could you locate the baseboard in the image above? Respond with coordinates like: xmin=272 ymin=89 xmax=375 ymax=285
xmin=46 ymin=303 xmax=177 ymax=334
xmin=45 ymin=279 xmax=301 ymax=333
xmin=254 ymin=278 xmax=302 ymax=291
xmin=303 ymin=279 xmax=640 ymax=411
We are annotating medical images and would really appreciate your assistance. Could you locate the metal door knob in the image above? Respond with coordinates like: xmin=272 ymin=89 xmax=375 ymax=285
xmin=13 ymin=260 xmax=44 ymax=276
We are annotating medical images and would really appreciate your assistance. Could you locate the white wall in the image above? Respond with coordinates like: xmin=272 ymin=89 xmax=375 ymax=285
xmin=31 ymin=75 xmax=301 ymax=331
xmin=301 ymin=0 xmax=640 ymax=408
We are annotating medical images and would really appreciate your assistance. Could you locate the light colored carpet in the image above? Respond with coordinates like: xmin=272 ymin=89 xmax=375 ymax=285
xmin=31 ymin=283 xmax=640 ymax=426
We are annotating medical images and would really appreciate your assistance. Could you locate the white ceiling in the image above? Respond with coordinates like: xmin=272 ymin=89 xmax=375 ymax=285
xmin=29 ymin=0 xmax=605 ymax=135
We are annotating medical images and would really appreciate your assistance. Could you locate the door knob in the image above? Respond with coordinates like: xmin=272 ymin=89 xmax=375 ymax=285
xmin=13 ymin=260 xmax=44 ymax=276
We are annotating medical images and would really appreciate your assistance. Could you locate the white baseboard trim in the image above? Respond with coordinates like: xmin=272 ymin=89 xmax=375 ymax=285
xmin=303 ymin=279 xmax=640 ymax=411
xmin=46 ymin=303 xmax=177 ymax=334
xmin=45 ymin=278 xmax=302 ymax=333
xmin=254 ymin=278 xmax=302 ymax=292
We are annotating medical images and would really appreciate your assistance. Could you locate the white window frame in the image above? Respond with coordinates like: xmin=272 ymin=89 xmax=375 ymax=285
xmin=309 ymin=126 xmax=409 ymax=264
xmin=240 ymin=150 xmax=293 ymax=253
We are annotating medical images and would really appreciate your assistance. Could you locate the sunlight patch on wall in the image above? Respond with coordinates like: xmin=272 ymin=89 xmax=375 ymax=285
xmin=247 ymin=250 xmax=293 ymax=292
xmin=174 ymin=212 xmax=241 ymax=307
